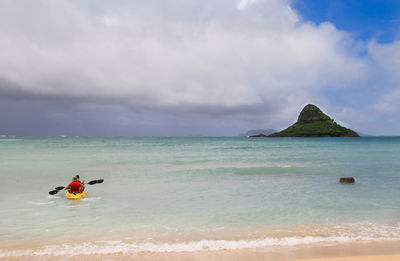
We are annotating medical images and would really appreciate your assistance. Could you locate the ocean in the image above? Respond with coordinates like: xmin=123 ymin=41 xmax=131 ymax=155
xmin=1 ymin=136 xmax=400 ymax=258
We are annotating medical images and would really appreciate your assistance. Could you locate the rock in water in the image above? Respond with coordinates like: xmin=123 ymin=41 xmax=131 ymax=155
xmin=269 ymin=104 xmax=360 ymax=137
xmin=339 ymin=177 xmax=355 ymax=184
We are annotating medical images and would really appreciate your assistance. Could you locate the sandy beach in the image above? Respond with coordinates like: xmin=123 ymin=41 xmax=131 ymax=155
xmin=297 ymin=255 xmax=400 ymax=261
xmin=2 ymin=240 xmax=400 ymax=261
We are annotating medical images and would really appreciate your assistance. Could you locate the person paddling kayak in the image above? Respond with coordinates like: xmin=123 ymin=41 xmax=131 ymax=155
xmin=75 ymin=175 xmax=85 ymax=192
xmin=65 ymin=176 xmax=84 ymax=194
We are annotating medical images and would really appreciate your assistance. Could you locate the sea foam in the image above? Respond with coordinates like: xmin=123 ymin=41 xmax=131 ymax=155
xmin=1 ymin=235 xmax=399 ymax=257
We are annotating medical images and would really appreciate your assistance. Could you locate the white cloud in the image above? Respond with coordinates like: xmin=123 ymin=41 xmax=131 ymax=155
xmin=0 ymin=0 xmax=399 ymax=135
xmin=237 ymin=0 xmax=262 ymax=10
xmin=369 ymin=41 xmax=400 ymax=113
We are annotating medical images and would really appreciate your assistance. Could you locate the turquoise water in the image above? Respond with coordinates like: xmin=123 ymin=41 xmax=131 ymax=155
xmin=1 ymin=136 xmax=400 ymax=256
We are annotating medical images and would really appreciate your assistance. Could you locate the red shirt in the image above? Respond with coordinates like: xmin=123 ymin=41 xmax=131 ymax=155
xmin=69 ymin=181 xmax=81 ymax=192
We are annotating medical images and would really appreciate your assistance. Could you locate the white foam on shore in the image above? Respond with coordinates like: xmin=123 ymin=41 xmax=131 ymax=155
xmin=1 ymin=236 xmax=399 ymax=258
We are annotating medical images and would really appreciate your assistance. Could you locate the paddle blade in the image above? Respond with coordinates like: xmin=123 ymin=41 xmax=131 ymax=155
xmin=55 ymin=186 xmax=65 ymax=190
xmin=87 ymin=180 xmax=97 ymax=185
xmin=96 ymin=179 xmax=104 ymax=184
xmin=49 ymin=190 xmax=59 ymax=195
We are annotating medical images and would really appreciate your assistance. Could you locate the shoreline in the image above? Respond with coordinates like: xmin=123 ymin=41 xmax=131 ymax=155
xmin=2 ymin=240 xmax=400 ymax=261
xmin=296 ymin=255 xmax=400 ymax=261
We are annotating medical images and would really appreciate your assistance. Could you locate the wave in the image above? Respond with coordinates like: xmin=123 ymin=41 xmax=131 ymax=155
xmin=81 ymin=196 xmax=102 ymax=202
xmin=1 ymin=235 xmax=399 ymax=257
xmin=27 ymin=201 xmax=56 ymax=206
xmin=0 ymin=139 xmax=20 ymax=142
xmin=208 ymin=164 xmax=311 ymax=175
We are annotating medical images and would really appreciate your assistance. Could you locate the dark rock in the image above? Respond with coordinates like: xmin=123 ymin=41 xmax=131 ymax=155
xmin=269 ymin=104 xmax=360 ymax=137
xmin=297 ymin=104 xmax=331 ymax=124
xmin=339 ymin=177 xmax=355 ymax=184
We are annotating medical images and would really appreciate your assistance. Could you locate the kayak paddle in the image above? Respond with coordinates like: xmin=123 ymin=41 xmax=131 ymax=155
xmin=87 ymin=179 xmax=104 ymax=185
xmin=48 ymin=179 xmax=104 ymax=195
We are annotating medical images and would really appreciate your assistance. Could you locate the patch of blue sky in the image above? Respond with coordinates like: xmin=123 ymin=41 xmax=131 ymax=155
xmin=292 ymin=0 xmax=400 ymax=43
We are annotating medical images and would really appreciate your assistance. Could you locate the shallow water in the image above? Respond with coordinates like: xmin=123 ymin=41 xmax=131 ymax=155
xmin=1 ymin=136 xmax=400 ymax=256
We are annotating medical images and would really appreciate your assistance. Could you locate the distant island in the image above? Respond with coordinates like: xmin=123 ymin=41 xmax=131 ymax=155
xmin=240 ymin=129 xmax=277 ymax=137
xmin=357 ymin=132 xmax=374 ymax=137
xmin=252 ymin=104 xmax=359 ymax=137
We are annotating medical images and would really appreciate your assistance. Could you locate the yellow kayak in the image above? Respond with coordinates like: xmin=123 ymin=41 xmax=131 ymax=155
xmin=66 ymin=190 xmax=86 ymax=200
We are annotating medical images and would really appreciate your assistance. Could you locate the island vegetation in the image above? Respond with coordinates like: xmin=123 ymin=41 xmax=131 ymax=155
xmin=256 ymin=104 xmax=360 ymax=137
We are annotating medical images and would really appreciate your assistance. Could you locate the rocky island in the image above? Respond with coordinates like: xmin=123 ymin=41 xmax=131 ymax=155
xmin=268 ymin=104 xmax=360 ymax=137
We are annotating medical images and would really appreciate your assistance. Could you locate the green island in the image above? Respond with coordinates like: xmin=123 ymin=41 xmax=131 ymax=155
xmin=267 ymin=104 xmax=360 ymax=137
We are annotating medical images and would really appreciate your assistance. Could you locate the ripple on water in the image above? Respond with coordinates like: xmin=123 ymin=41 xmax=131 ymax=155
xmin=81 ymin=197 xmax=102 ymax=202
xmin=28 ymin=201 xmax=56 ymax=206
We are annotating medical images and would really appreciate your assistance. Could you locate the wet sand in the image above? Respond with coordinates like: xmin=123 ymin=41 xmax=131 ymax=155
xmin=2 ymin=240 xmax=400 ymax=261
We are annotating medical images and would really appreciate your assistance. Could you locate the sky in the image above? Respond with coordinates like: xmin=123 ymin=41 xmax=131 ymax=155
xmin=0 ymin=0 xmax=399 ymax=136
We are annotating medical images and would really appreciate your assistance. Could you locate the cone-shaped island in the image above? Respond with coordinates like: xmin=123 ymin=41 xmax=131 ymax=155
xmin=268 ymin=104 xmax=359 ymax=137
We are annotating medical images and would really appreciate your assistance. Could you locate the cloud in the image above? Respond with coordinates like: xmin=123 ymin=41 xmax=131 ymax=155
xmin=0 ymin=0 xmax=399 ymax=135
xmin=370 ymin=41 xmax=400 ymax=113
xmin=237 ymin=0 xmax=263 ymax=10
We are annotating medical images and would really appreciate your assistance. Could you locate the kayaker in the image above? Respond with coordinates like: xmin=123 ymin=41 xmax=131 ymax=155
xmin=75 ymin=175 xmax=85 ymax=192
xmin=65 ymin=176 xmax=84 ymax=194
